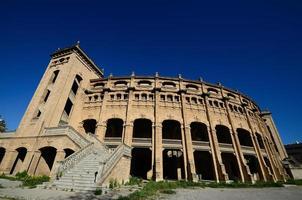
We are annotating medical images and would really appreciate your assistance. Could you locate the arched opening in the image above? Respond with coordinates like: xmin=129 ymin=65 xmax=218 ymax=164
xmin=216 ymin=125 xmax=232 ymax=144
xmin=163 ymin=149 xmax=185 ymax=180
xmin=130 ymin=148 xmax=152 ymax=179
xmin=83 ymin=119 xmax=97 ymax=134
xmin=0 ymin=147 xmax=5 ymax=166
xmin=35 ymin=146 xmax=57 ymax=175
xmin=105 ymin=118 xmax=123 ymax=138
xmin=190 ymin=122 xmax=209 ymax=141
xmin=10 ymin=147 xmax=27 ymax=175
xmin=237 ymin=128 xmax=253 ymax=147
xmin=64 ymin=148 xmax=75 ymax=158
xmin=256 ymin=133 xmax=265 ymax=149
xmin=133 ymin=119 xmax=152 ymax=138
xmin=194 ymin=151 xmax=215 ymax=180
xmin=221 ymin=152 xmax=240 ymax=181
xmin=244 ymin=155 xmax=263 ymax=181
xmin=162 ymin=120 xmax=181 ymax=140
xmin=263 ymin=157 xmax=273 ymax=175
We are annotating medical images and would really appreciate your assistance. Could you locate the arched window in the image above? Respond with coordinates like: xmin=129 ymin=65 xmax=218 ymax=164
xmin=237 ymin=128 xmax=253 ymax=147
xmin=83 ymin=119 xmax=97 ymax=134
xmin=256 ymin=133 xmax=265 ymax=149
xmin=138 ymin=80 xmax=152 ymax=86
xmin=186 ymin=84 xmax=198 ymax=90
xmin=133 ymin=119 xmax=152 ymax=138
xmin=0 ymin=147 xmax=5 ymax=166
xmin=105 ymin=118 xmax=123 ymax=138
xmin=190 ymin=122 xmax=209 ymax=141
xmin=216 ymin=125 xmax=232 ymax=144
xmin=162 ymin=82 xmax=176 ymax=88
xmin=162 ymin=120 xmax=181 ymax=140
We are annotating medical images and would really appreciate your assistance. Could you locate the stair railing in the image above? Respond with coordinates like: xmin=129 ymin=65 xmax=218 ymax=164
xmin=96 ymin=144 xmax=132 ymax=185
xmin=55 ymin=142 xmax=94 ymax=179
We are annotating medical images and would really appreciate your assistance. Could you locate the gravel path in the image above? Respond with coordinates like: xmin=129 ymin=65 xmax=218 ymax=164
xmin=164 ymin=186 xmax=302 ymax=200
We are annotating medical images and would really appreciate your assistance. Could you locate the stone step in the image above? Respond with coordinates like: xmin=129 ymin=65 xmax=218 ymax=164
xmin=54 ymin=179 xmax=95 ymax=184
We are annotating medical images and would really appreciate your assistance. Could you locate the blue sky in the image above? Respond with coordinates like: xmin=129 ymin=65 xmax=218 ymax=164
xmin=0 ymin=0 xmax=301 ymax=144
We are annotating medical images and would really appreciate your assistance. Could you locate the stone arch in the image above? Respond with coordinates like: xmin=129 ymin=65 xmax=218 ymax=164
xmin=237 ymin=128 xmax=253 ymax=147
xmin=35 ymin=146 xmax=57 ymax=175
xmin=215 ymin=125 xmax=232 ymax=144
xmin=82 ymin=119 xmax=97 ymax=134
xmin=162 ymin=120 xmax=182 ymax=140
xmin=0 ymin=147 xmax=5 ymax=166
xmin=10 ymin=147 xmax=27 ymax=175
xmin=190 ymin=122 xmax=209 ymax=141
xmin=133 ymin=118 xmax=152 ymax=138
xmin=64 ymin=148 xmax=75 ymax=158
xmin=105 ymin=118 xmax=124 ymax=138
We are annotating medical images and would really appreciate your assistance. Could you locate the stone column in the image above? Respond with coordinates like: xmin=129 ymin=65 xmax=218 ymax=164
xmin=180 ymin=124 xmax=188 ymax=180
xmin=206 ymin=125 xmax=221 ymax=182
xmin=154 ymin=124 xmax=163 ymax=181
xmin=223 ymin=97 xmax=252 ymax=182
xmin=183 ymin=125 xmax=197 ymax=181
xmin=203 ymin=93 xmax=227 ymax=182
xmin=0 ymin=150 xmax=18 ymax=174
xmin=49 ymin=150 xmax=66 ymax=179
xmin=123 ymin=122 xmax=134 ymax=146
xmin=96 ymin=122 xmax=107 ymax=142
xmin=27 ymin=151 xmax=42 ymax=175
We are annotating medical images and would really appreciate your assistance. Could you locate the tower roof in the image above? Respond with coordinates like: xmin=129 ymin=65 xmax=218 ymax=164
xmin=51 ymin=44 xmax=104 ymax=77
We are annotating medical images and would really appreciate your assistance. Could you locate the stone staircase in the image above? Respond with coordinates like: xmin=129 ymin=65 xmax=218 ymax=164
xmin=39 ymin=126 xmax=131 ymax=192
xmin=51 ymin=147 xmax=108 ymax=191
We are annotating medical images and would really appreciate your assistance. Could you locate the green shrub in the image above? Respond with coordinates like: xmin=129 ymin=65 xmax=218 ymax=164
xmin=285 ymin=179 xmax=302 ymax=185
xmin=109 ymin=179 xmax=119 ymax=189
xmin=126 ymin=177 xmax=143 ymax=186
xmin=94 ymin=189 xmax=102 ymax=195
xmin=15 ymin=171 xmax=28 ymax=180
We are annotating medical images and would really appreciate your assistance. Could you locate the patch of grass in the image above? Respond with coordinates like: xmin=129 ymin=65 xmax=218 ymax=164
xmin=126 ymin=177 xmax=143 ymax=186
xmin=109 ymin=178 xmax=120 ymax=189
xmin=118 ymin=180 xmax=285 ymax=200
xmin=285 ymin=179 xmax=302 ymax=185
xmin=94 ymin=189 xmax=102 ymax=195
xmin=0 ymin=171 xmax=49 ymax=188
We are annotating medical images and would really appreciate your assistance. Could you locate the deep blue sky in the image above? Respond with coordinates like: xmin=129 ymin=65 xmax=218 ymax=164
xmin=0 ymin=0 xmax=301 ymax=144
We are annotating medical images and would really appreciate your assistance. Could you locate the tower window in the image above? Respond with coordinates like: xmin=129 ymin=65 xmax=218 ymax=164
xmin=52 ymin=70 xmax=59 ymax=83
xmin=71 ymin=81 xmax=79 ymax=95
xmin=44 ymin=90 xmax=51 ymax=103
xmin=64 ymin=98 xmax=73 ymax=116
xmin=36 ymin=110 xmax=41 ymax=118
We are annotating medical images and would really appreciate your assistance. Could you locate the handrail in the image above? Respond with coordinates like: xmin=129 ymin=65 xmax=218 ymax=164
xmin=44 ymin=126 xmax=90 ymax=148
xmin=55 ymin=142 xmax=94 ymax=178
xmin=96 ymin=144 xmax=131 ymax=185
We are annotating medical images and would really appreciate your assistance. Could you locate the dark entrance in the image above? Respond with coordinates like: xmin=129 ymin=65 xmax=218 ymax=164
xmin=10 ymin=147 xmax=27 ymax=174
xmin=221 ymin=152 xmax=240 ymax=181
xmin=130 ymin=148 xmax=152 ymax=179
xmin=194 ymin=151 xmax=215 ymax=180
xmin=163 ymin=149 xmax=185 ymax=180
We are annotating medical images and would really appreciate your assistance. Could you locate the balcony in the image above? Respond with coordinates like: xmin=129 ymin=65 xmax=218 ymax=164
xmin=132 ymin=137 xmax=152 ymax=147
xmin=104 ymin=137 xmax=122 ymax=146
xmin=162 ymin=139 xmax=182 ymax=148
xmin=219 ymin=143 xmax=235 ymax=153
xmin=192 ymin=141 xmax=211 ymax=151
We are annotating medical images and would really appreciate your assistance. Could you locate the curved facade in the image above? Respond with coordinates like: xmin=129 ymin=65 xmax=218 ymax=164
xmin=0 ymin=45 xmax=289 ymax=185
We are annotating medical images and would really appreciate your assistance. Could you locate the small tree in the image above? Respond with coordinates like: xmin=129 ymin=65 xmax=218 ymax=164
xmin=0 ymin=115 xmax=6 ymax=132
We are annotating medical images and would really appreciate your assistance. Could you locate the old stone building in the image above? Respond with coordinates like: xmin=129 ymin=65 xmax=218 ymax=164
xmin=0 ymin=44 xmax=289 ymax=190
